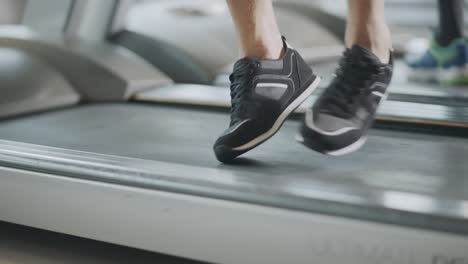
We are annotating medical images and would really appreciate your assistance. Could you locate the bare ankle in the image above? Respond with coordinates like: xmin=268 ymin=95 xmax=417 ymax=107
xmin=346 ymin=23 xmax=392 ymax=64
xmin=240 ymin=36 xmax=284 ymax=60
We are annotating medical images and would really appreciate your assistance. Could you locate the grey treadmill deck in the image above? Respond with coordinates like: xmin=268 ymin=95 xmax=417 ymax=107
xmin=0 ymin=103 xmax=467 ymax=235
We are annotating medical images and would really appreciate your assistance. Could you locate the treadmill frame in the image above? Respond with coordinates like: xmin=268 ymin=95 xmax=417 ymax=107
xmin=0 ymin=140 xmax=467 ymax=264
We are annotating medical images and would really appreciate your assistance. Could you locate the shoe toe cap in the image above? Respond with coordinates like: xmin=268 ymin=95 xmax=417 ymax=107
xmin=214 ymin=119 xmax=255 ymax=148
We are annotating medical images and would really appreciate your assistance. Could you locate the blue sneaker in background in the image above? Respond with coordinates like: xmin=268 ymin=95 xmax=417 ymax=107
xmin=407 ymin=37 xmax=468 ymax=86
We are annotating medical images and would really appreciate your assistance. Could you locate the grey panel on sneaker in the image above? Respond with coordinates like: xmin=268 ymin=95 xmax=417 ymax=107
xmin=255 ymin=83 xmax=288 ymax=100
xmin=260 ymin=59 xmax=284 ymax=70
xmin=313 ymin=112 xmax=358 ymax=132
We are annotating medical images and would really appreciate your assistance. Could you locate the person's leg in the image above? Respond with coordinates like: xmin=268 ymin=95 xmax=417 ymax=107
xmin=226 ymin=0 xmax=283 ymax=59
xmin=299 ymin=0 xmax=393 ymax=156
xmin=345 ymin=0 xmax=392 ymax=63
xmin=214 ymin=0 xmax=321 ymax=162
xmin=436 ymin=0 xmax=464 ymax=47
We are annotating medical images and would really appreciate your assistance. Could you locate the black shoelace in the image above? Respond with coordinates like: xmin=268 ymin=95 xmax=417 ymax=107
xmin=320 ymin=50 xmax=384 ymax=118
xmin=229 ymin=58 xmax=259 ymax=122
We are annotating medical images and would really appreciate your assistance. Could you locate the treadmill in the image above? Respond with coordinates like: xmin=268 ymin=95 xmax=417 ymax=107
xmin=0 ymin=1 xmax=467 ymax=264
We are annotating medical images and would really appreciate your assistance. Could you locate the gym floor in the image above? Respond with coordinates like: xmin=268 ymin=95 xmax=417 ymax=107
xmin=0 ymin=221 xmax=205 ymax=264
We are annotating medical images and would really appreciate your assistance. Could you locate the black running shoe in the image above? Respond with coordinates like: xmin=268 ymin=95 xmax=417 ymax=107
xmin=298 ymin=45 xmax=393 ymax=156
xmin=214 ymin=37 xmax=321 ymax=162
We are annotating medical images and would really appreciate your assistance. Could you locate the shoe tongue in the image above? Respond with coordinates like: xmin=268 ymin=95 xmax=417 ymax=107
xmin=348 ymin=45 xmax=383 ymax=66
